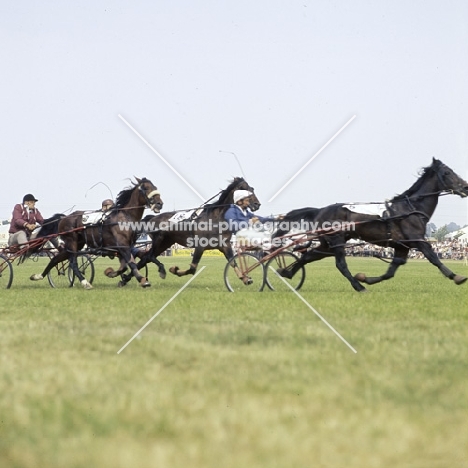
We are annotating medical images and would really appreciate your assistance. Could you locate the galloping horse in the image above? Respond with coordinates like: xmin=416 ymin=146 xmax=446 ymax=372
xmin=120 ymin=177 xmax=260 ymax=285
xmin=274 ymin=159 xmax=468 ymax=292
xmin=30 ymin=178 xmax=163 ymax=289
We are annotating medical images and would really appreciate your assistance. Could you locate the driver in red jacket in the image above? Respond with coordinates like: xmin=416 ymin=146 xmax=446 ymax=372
xmin=8 ymin=194 xmax=44 ymax=246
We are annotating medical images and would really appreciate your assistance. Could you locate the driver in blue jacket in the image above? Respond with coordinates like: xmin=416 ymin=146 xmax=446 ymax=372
xmin=224 ymin=190 xmax=274 ymax=232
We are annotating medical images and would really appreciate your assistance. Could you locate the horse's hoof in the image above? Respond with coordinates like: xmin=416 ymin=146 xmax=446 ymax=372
xmin=159 ymin=270 xmax=167 ymax=280
xmin=104 ymin=267 xmax=117 ymax=278
xmin=354 ymin=272 xmax=367 ymax=282
xmin=169 ymin=266 xmax=179 ymax=275
xmin=118 ymin=280 xmax=127 ymax=288
xmin=358 ymin=288 xmax=369 ymax=293
xmin=140 ymin=278 xmax=151 ymax=288
xmin=30 ymin=274 xmax=43 ymax=281
xmin=277 ymin=268 xmax=292 ymax=279
xmin=453 ymin=275 xmax=467 ymax=285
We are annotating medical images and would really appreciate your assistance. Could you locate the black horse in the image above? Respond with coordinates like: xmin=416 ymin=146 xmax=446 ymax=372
xmin=274 ymin=158 xmax=468 ymax=292
xmin=120 ymin=177 xmax=260 ymax=285
xmin=30 ymin=178 xmax=163 ymax=289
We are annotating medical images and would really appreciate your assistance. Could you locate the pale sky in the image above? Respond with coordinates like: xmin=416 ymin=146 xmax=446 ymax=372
xmin=1 ymin=0 xmax=467 ymax=228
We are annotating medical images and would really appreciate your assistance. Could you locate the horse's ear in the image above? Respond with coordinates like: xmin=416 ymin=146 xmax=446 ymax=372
xmin=135 ymin=176 xmax=142 ymax=184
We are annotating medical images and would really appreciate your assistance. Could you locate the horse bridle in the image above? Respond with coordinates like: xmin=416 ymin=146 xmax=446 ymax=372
xmin=401 ymin=164 xmax=464 ymax=202
xmin=397 ymin=164 xmax=465 ymax=221
xmin=138 ymin=182 xmax=161 ymax=208
xmin=432 ymin=163 xmax=466 ymax=197
xmin=241 ymin=185 xmax=260 ymax=211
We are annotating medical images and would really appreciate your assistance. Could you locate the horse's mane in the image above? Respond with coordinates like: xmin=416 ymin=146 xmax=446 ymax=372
xmin=115 ymin=179 xmax=148 ymax=208
xmin=391 ymin=159 xmax=442 ymax=202
xmin=203 ymin=177 xmax=246 ymax=213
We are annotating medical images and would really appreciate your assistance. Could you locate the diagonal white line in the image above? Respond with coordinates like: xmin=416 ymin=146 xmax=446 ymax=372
xmin=268 ymin=115 xmax=357 ymax=202
xmin=269 ymin=267 xmax=357 ymax=353
xmin=117 ymin=266 xmax=206 ymax=354
xmin=118 ymin=114 xmax=206 ymax=202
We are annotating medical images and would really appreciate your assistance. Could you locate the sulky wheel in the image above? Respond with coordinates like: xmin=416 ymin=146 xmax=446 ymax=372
xmin=224 ymin=252 xmax=265 ymax=292
xmin=265 ymin=251 xmax=305 ymax=292
xmin=47 ymin=260 xmax=72 ymax=288
xmin=0 ymin=254 xmax=13 ymax=289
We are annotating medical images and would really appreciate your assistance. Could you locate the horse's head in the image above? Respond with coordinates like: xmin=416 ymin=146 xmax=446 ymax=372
xmin=432 ymin=158 xmax=468 ymax=198
xmin=208 ymin=177 xmax=262 ymax=213
xmin=234 ymin=178 xmax=261 ymax=212
xmin=135 ymin=177 xmax=164 ymax=212
xmin=36 ymin=213 xmax=66 ymax=238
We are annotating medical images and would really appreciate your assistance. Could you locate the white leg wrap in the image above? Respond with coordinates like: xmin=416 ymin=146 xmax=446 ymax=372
xmin=81 ymin=279 xmax=93 ymax=290
xmin=30 ymin=274 xmax=44 ymax=281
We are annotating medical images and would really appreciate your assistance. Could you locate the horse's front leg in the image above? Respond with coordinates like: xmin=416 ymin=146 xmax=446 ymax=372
xmin=137 ymin=251 xmax=166 ymax=279
xmin=154 ymin=258 xmax=166 ymax=279
xmin=104 ymin=256 xmax=128 ymax=278
xmin=169 ymin=247 xmax=202 ymax=277
xmin=332 ymin=246 xmax=367 ymax=292
xmin=119 ymin=251 xmax=166 ymax=286
xmin=220 ymin=240 xmax=235 ymax=263
xmin=117 ymin=249 xmax=150 ymax=288
xmin=354 ymin=246 xmax=409 ymax=286
xmin=69 ymin=254 xmax=93 ymax=289
xmin=417 ymin=241 xmax=467 ymax=285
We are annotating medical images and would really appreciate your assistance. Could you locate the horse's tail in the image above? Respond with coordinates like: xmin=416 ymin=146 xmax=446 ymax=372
xmin=138 ymin=212 xmax=176 ymax=237
xmin=141 ymin=214 xmax=155 ymax=223
xmin=19 ymin=214 xmax=64 ymax=262
xmin=273 ymin=207 xmax=321 ymax=238
xmin=38 ymin=214 xmax=64 ymax=238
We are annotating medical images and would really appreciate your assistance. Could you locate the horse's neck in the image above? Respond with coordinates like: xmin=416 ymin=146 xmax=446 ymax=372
xmin=203 ymin=190 xmax=235 ymax=215
xmin=222 ymin=183 xmax=243 ymax=205
xmin=218 ymin=192 xmax=233 ymax=207
xmin=407 ymin=174 xmax=440 ymax=219
xmin=201 ymin=205 xmax=224 ymax=220
xmin=124 ymin=190 xmax=146 ymax=220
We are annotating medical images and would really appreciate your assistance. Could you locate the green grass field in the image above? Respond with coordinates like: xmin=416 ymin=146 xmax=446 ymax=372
xmin=1 ymin=255 xmax=467 ymax=468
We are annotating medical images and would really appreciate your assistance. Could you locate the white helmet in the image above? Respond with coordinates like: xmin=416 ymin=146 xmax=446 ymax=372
xmin=233 ymin=190 xmax=252 ymax=204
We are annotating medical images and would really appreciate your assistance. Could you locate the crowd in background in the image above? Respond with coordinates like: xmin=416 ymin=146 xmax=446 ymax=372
xmin=346 ymin=238 xmax=468 ymax=261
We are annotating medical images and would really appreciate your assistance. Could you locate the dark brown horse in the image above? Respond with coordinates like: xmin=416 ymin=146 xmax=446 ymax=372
xmin=30 ymin=178 xmax=163 ymax=289
xmin=274 ymin=159 xmax=468 ymax=292
xmin=120 ymin=177 xmax=260 ymax=285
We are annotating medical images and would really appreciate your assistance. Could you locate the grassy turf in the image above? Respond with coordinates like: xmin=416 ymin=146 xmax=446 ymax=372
xmin=1 ymin=255 xmax=467 ymax=467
